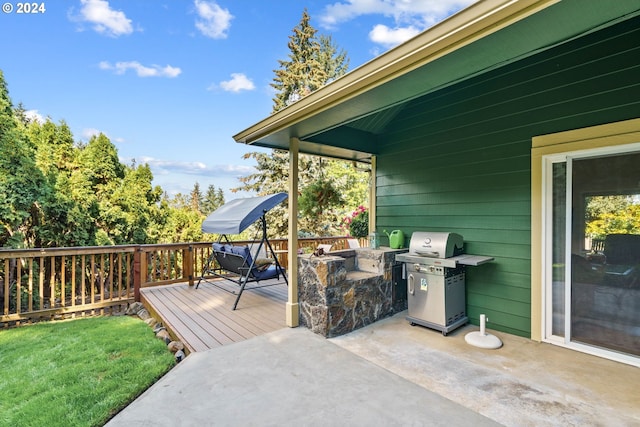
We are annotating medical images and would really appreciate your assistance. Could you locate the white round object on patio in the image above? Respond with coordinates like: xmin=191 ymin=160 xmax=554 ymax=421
xmin=465 ymin=314 xmax=503 ymax=349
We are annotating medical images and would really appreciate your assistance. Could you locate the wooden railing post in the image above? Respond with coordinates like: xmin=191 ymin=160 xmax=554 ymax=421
xmin=133 ymin=247 xmax=141 ymax=302
xmin=183 ymin=246 xmax=194 ymax=286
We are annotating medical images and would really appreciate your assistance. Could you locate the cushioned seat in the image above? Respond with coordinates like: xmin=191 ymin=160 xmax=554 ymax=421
xmin=198 ymin=242 xmax=286 ymax=309
xmin=212 ymin=243 xmax=281 ymax=281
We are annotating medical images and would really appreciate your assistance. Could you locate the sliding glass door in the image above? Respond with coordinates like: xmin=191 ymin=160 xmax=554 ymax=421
xmin=546 ymin=148 xmax=640 ymax=360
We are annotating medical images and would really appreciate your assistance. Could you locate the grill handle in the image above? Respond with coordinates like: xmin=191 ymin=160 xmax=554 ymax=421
xmin=408 ymin=274 xmax=415 ymax=295
xmin=415 ymin=250 xmax=439 ymax=258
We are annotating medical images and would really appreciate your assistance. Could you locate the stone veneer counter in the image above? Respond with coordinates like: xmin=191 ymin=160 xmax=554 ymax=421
xmin=298 ymin=247 xmax=407 ymax=337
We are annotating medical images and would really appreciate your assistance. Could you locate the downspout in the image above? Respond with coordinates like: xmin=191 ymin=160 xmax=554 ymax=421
xmin=286 ymin=137 xmax=300 ymax=327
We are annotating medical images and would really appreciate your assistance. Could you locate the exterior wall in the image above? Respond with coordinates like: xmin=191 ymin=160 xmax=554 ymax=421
xmin=374 ymin=16 xmax=640 ymax=337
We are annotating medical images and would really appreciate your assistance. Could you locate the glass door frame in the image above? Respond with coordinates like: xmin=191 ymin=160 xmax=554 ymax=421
xmin=541 ymin=144 xmax=640 ymax=367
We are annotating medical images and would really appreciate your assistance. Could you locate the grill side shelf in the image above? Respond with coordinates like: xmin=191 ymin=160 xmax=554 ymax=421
xmin=451 ymin=254 xmax=494 ymax=266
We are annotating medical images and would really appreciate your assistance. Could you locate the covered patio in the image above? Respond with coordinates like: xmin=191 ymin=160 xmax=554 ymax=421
xmin=233 ymin=0 xmax=640 ymax=366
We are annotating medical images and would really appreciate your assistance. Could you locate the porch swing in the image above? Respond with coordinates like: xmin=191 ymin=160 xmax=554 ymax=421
xmin=196 ymin=192 xmax=288 ymax=310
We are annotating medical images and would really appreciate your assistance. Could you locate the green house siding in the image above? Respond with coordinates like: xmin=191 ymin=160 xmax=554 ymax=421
xmin=375 ymin=15 xmax=640 ymax=337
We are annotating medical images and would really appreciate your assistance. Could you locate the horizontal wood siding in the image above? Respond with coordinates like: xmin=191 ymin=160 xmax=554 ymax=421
xmin=376 ymin=16 xmax=640 ymax=337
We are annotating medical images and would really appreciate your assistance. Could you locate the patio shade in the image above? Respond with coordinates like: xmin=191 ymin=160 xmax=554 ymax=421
xmin=201 ymin=192 xmax=288 ymax=234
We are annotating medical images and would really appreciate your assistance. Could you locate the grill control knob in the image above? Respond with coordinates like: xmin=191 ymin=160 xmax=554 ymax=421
xmin=428 ymin=266 xmax=435 ymax=273
xmin=413 ymin=263 xmax=420 ymax=272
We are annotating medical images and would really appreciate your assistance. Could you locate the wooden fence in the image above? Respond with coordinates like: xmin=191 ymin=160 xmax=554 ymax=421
xmin=0 ymin=236 xmax=366 ymax=326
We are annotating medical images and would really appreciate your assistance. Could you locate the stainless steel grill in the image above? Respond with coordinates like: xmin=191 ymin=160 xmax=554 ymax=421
xmin=395 ymin=232 xmax=493 ymax=335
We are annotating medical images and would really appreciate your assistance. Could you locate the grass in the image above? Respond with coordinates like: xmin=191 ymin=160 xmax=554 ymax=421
xmin=0 ymin=315 xmax=176 ymax=427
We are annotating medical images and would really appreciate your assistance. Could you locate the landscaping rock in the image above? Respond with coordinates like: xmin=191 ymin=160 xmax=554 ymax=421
xmin=137 ymin=308 xmax=151 ymax=320
xmin=124 ymin=302 xmax=187 ymax=365
xmin=125 ymin=302 xmax=144 ymax=315
xmin=167 ymin=341 xmax=184 ymax=353
xmin=144 ymin=317 xmax=158 ymax=328
xmin=156 ymin=329 xmax=171 ymax=341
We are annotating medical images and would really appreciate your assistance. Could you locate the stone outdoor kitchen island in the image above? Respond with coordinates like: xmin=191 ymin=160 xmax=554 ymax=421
xmin=298 ymin=247 xmax=408 ymax=337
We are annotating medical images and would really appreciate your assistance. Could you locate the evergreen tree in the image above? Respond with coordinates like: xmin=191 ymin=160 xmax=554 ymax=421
xmin=1 ymin=69 xmax=213 ymax=247
xmin=271 ymin=9 xmax=327 ymax=112
xmin=237 ymin=10 xmax=367 ymax=237
xmin=189 ymin=182 xmax=204 ymax=214
xmin=27 ymin=119 xmax=75 ymax=179
xmin=317 ymin=34 xmax=349 ymax=85
xmin=202 ymin=184 xmax=225 ymax=215
xmin=0 ymin=71 xmax=48 ymax=248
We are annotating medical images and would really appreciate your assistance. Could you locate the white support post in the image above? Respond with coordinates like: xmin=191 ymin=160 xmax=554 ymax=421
xmin=286 ymin=137 xmax=300 ymax=327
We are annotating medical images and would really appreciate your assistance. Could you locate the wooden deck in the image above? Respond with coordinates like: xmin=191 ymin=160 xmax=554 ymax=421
xmin=140 ymin=278 xmax=288 ymax=353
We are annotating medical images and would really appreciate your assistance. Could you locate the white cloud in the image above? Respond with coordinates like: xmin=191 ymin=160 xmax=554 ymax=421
xmin=71 ymin=0 xmax=134 ymax=37
xmin=194 ymin=0 xmax=233 ymax=39
xmin=99 ymin=61 xmax=182 ymax=78
xmin=135 ymin=156 xmax=255 ymax=177
xmin=369 ymin=24 xmax=420 ymax=47
xmin=319 ymin=0 xmax=475 ymax=46
xmin=82 ymin=128 xmax=103 ymax=139
xmin=80 ymin=128 xmax=125 ymax=144
xmin=24 ymin=109 xmax=45 ymax=124
xmin=217 ymin=73 xmax=255 ymax=93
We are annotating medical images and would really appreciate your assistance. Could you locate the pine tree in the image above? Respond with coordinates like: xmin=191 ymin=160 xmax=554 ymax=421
xmin=202 ymin=184 xmax=225 ymax=215
xmin=189 ymin=182 xmax=204 ymax=213
xmin=317 ymin=34 xmax=349 ymax=85
xmin=271 ymin=9 xmax=327 ymax=112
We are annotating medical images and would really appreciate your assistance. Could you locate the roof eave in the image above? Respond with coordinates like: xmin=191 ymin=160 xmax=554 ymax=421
xmin=233 ymin=0 xmax=560 ymax=147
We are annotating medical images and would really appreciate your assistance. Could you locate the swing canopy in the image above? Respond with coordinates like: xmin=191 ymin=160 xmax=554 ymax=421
xmin=201 ymin=192 xmax=288 ymax=235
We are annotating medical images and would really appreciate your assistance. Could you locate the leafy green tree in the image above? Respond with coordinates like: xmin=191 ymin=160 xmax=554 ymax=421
xmin=22 ymin=118 xmax=98 ymax=247
xmin=237 ymin=10 xmax=367 ymax=237
xmin=158 ymin=193 xmax=205 ymax=243
xmin=585 ymin=196 xmax=631 ymax=224
xmin=77 ymin=133 xmax=125 ymax=190
xmin=0 ymin=71 xmax=48 ymax=248
xmin=110 ymin=163 xmax=164 ymax=244
xmin=2 ymin=69 xmax=217 ymax=248
xmin=235 ymin=150 xmax=304 ymax=237
xmin=586 ymin=195 xmax=640 ymax=239
xmin=27 ymin=119 xmax=75 ymax=178
xmin=235 ymin=151 xmax=368 ymax=237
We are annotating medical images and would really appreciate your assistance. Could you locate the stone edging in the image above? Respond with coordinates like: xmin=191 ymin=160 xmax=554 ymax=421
xmin=125 ymin=302 xmax=186 ymax=363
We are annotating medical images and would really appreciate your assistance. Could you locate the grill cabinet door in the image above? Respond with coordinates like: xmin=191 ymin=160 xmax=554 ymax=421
xmin=407 ymin=271 xmax=445 ymax=325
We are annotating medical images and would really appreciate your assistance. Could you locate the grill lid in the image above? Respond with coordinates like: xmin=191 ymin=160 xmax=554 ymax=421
xmin=408 ymin=232 xmax=464 ymax=259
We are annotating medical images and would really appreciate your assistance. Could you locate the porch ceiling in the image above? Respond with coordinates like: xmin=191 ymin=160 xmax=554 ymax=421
xmin=232 ymin=0 xmax=640 ymax=163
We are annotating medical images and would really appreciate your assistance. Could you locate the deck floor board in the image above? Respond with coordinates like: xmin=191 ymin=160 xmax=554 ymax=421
xmin=140 ymin=278 xmax=288 ymax=352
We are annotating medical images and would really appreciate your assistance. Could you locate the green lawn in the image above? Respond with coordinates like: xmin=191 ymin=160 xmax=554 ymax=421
xmin=0 ymin=315 xmax=176 ymax=427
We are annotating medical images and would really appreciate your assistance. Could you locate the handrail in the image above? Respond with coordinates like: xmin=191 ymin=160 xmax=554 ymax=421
xmin=0 ymin=236 xmax=366 ymax=326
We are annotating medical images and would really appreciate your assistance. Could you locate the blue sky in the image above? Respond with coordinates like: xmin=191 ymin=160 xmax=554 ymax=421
xmin=1 ymin=0 xmax=473 ymax=200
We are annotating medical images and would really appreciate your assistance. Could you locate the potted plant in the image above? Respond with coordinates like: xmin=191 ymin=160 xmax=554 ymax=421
xmin=299 ymin=178 xmax=343 ymax=216
xmin=343 ymin=206 xmax=368 ymax=239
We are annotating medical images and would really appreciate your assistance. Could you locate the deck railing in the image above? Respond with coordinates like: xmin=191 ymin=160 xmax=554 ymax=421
xmin=0 ymin=236 xmax=365 ymax=326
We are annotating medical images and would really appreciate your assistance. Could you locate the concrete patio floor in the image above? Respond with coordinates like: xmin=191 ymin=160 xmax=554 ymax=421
xmin=107 ymin=311 xmax=639 ymax=426
xmin=331 ymin=313 xmax=639 ymax=426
